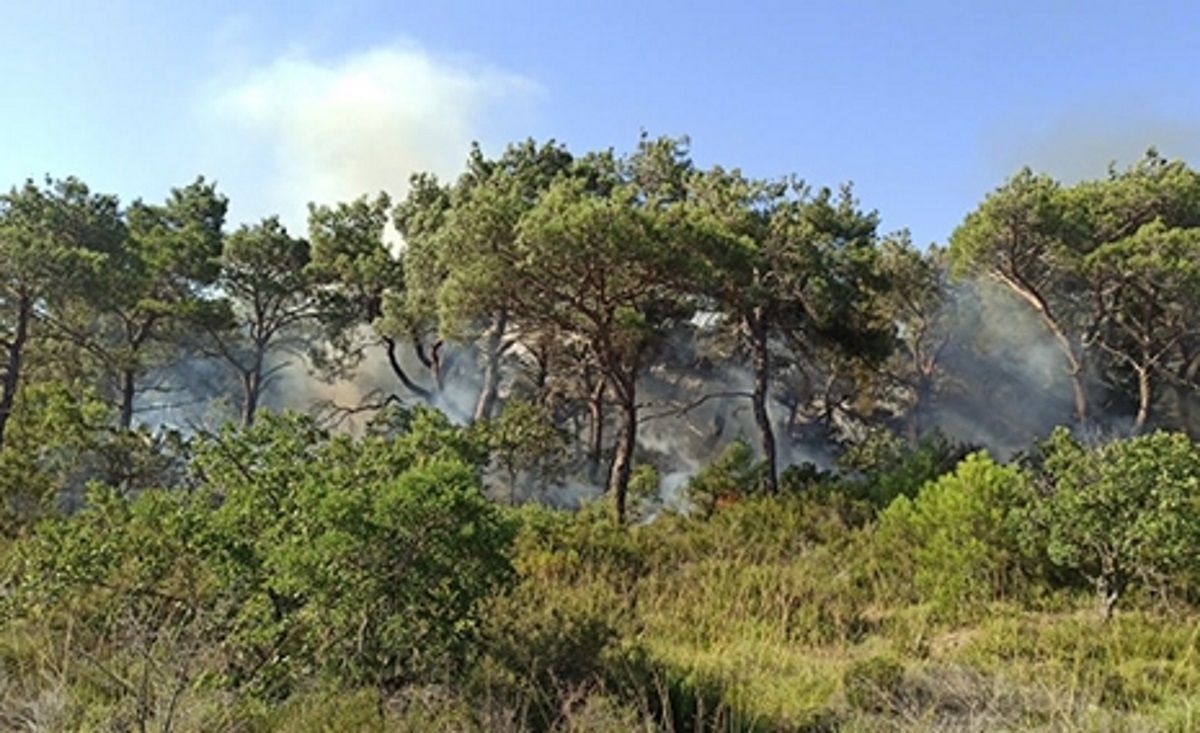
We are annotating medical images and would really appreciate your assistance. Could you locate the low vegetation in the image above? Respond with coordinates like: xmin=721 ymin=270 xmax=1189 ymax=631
xmin=2 ymin=412 xmax=1200 ymax=731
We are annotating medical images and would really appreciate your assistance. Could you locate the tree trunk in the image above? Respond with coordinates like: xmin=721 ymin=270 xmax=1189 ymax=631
xmin=748 ymin=311 xmax=778 ymax=494
xmin=119 ymin=367 xmax=137 ymax=431
xmin=607 ymin=387 xmax=637 ymax=523
xmin=1133 ymin=364 xmax=1152 ymax=434
xmin=1097 ymin=574 xmax=1123 ymax=622
xmin=586 ymin=378 xmax=605 ymax=483
xmin=991 ymin=269 xmax=1089 ymax=423
xmin=241 ymin=367 xmax=261 ymax=429
xmin=906 ymin=365 xmax=934 ymax=447
xmin=1069 ymin=369 xmax=1088 ymax=425
xmin=414 ymin=337 xmax=445 ymax=393
xmin=0 ymin=295 xmax=32 ymax=454
xmin=383 ymin=336 xmax=432 ymax=402
xmin=474 ymin=311 xmax=507 ymax=422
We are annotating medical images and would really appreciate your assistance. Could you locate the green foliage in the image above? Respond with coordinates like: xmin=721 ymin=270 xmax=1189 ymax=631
xmin=950 ymin=151 xmax=1200 ymax=429
xmin=11 ymin=438 xmax=1200 ymax=729
xmin=482 ymin=398 xmax=570 ymax=500
xmin=508 ymin=143 xmax=701 ymax=517
xmin=626 ymin=463 xmax=661 ymax=522
xmin=686 ymin=440 xmax=762 ymax=513
xmin=876 ymin=451 xmax=1037 ymax=614
xmin=305 ymin=193 xmax=409 ymax=383
xmin=365 ymin=404 xmax=492 ymax=469
xmin=89 ymin=177 xmax=229 ymax=428
xmin=206 ymin=215 xmax=318 ymax=426
xmin=5 ymin=410 xmax=518 ymax=722
xmin=0 ymin=381 xmax=107 ymax=534
xmin=1034 ymin=428 xmax=1200 ymax=617
xmin=194 ymin=411 xmax=515 ymax=692
xmin=685 ymin=168 xmax=894 ymax=493
xmin=0 ymin=177 xmax=120 ymax=464
xmin=838 ymin=429 xmax=973 ymax=509
xmin=399 ymin=139 xmax=573 ymax=338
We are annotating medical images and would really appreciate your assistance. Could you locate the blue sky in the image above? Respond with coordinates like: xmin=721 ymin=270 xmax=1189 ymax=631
xmin=3 ymin=1 xmax=1198 ymax=247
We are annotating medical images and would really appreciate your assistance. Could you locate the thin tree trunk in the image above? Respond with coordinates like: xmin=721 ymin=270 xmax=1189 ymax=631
xmin=1097 ymin=574 xmax=1123 ymax=621
xmin=607 ymin=385 xmax=637 ymax=523
xmin=241 ymin=367 xmax=261 ymax=429
xmin=748 ymin=311 xmax=778 ymax=494
xmin=992 ymin=269 xmax=1089 ymax=423
xmin=907 ymin=369 xmax=933 ymax=447
xmin=586 ymin=378 xmax=605 ymax=483
xmin=119 ymin=367 xmax=137 ymax=431
xmin=474 ymin=311 xmax=507 ymax=422
xmin=1133 ymin=364 xmax=1152 ymax=434
xmin=0 ymin=295 xmax=32 ymax=454
xmin=1069 ymin=370 xmax=1088 ymax=424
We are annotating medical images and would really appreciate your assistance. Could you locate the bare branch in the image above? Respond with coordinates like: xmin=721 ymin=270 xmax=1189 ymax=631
xmin=638 ymin=389 xmax=753 ymax=423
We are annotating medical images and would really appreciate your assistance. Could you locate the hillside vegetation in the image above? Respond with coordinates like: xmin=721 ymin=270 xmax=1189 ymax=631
xmin=3 ymin=137 xmax=1200 ymax=730
xmin=4 ymin=411 xmax=1200 ymax=731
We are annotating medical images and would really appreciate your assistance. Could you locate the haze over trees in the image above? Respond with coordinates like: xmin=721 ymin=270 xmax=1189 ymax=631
xmin=2 ymin=139 xmax=1197 ymax=523
xmin=3 ymin=137 xmax=1200 ymax=730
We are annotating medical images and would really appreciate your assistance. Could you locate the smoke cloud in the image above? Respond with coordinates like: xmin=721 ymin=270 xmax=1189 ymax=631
xmin=983 ymin=102 xmax=1200 ymax=184
xmin=201 ymin=40 xmax=542 ymax=231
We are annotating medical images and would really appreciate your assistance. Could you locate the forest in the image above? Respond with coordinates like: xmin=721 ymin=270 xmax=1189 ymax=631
xmin=3 ymin=136 xmax=1200 ymax=730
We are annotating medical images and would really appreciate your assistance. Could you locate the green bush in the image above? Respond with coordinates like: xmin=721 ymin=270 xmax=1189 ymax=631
xmin=1034 ymin=428 xmax=1200 ymax=618
xmin=838 ymin=429 xmax=974 ymax=509
xmin=686 ymin=440 xmax=761 ymax=514
xmin=875 ymin=451 xmax=1038 ymax=614
xmin=6 ymin=411 xmax=518 ymax=715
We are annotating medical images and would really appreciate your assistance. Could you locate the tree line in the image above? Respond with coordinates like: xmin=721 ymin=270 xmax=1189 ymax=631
xmin=2 ymin=137 xmax=1199 ymax=526
xmin=4 ymin=137 xmax=1200 ymax=730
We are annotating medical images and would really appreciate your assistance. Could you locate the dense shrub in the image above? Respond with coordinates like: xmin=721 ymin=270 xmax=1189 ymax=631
xmin=5 ymin=410 xmax=517 ymax=723
xmin=9 ymin=415 xmax=1200 ymax=730
xmin=838 ymin=429 xmax=975 ymax=509
xmin=1033 ymin=428 xmax=1200 ymax=618
xmin=686 ymin=440 xmax=762 ymax=514
xmin=875 ymin=451 xmax=1039 ymax=614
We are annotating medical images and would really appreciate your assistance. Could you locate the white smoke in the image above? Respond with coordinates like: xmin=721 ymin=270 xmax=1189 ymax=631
xmin=199 ymin=40 xmax=542 ymax=231
xmin=982 ymin=102 xmax=1200 ymax=185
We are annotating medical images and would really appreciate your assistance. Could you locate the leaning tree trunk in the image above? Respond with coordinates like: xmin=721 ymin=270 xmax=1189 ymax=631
xmin=383 ymin=336 xmax=432 ymax=402
xmin=992 ymin=270 xmax=1089 ymax=424
xmin=1038 ymin=307 xmax=1088 ymax=424
xmin=748 ymin=311 xmax=778 ymax=494
xmin=0 ymin=294 xmax=32 ymax=454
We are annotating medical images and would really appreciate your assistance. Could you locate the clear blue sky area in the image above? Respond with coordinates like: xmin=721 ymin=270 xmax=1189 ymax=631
xmin=3 ymin=1 xmax=1198 ymax=246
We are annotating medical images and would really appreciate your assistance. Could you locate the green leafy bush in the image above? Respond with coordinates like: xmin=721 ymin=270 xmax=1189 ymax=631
xmin=6 ymin=411 xmax=518 ymax=713
xmin=686 ymin=440 xmax=762 ymax=514
xmin=876 ymin=451 xmax=1038 ymax=614
xmin=839 ymin=429 xmax=976 ymax=509
xmin=482 ymin=398 xmax=571 ymax=502
xmin=1034 ymin=428 xmax=1200 ymax=618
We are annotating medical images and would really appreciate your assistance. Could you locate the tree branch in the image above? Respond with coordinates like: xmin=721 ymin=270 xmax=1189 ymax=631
xmin=638 ymin=390 xmax=753 ymax=423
